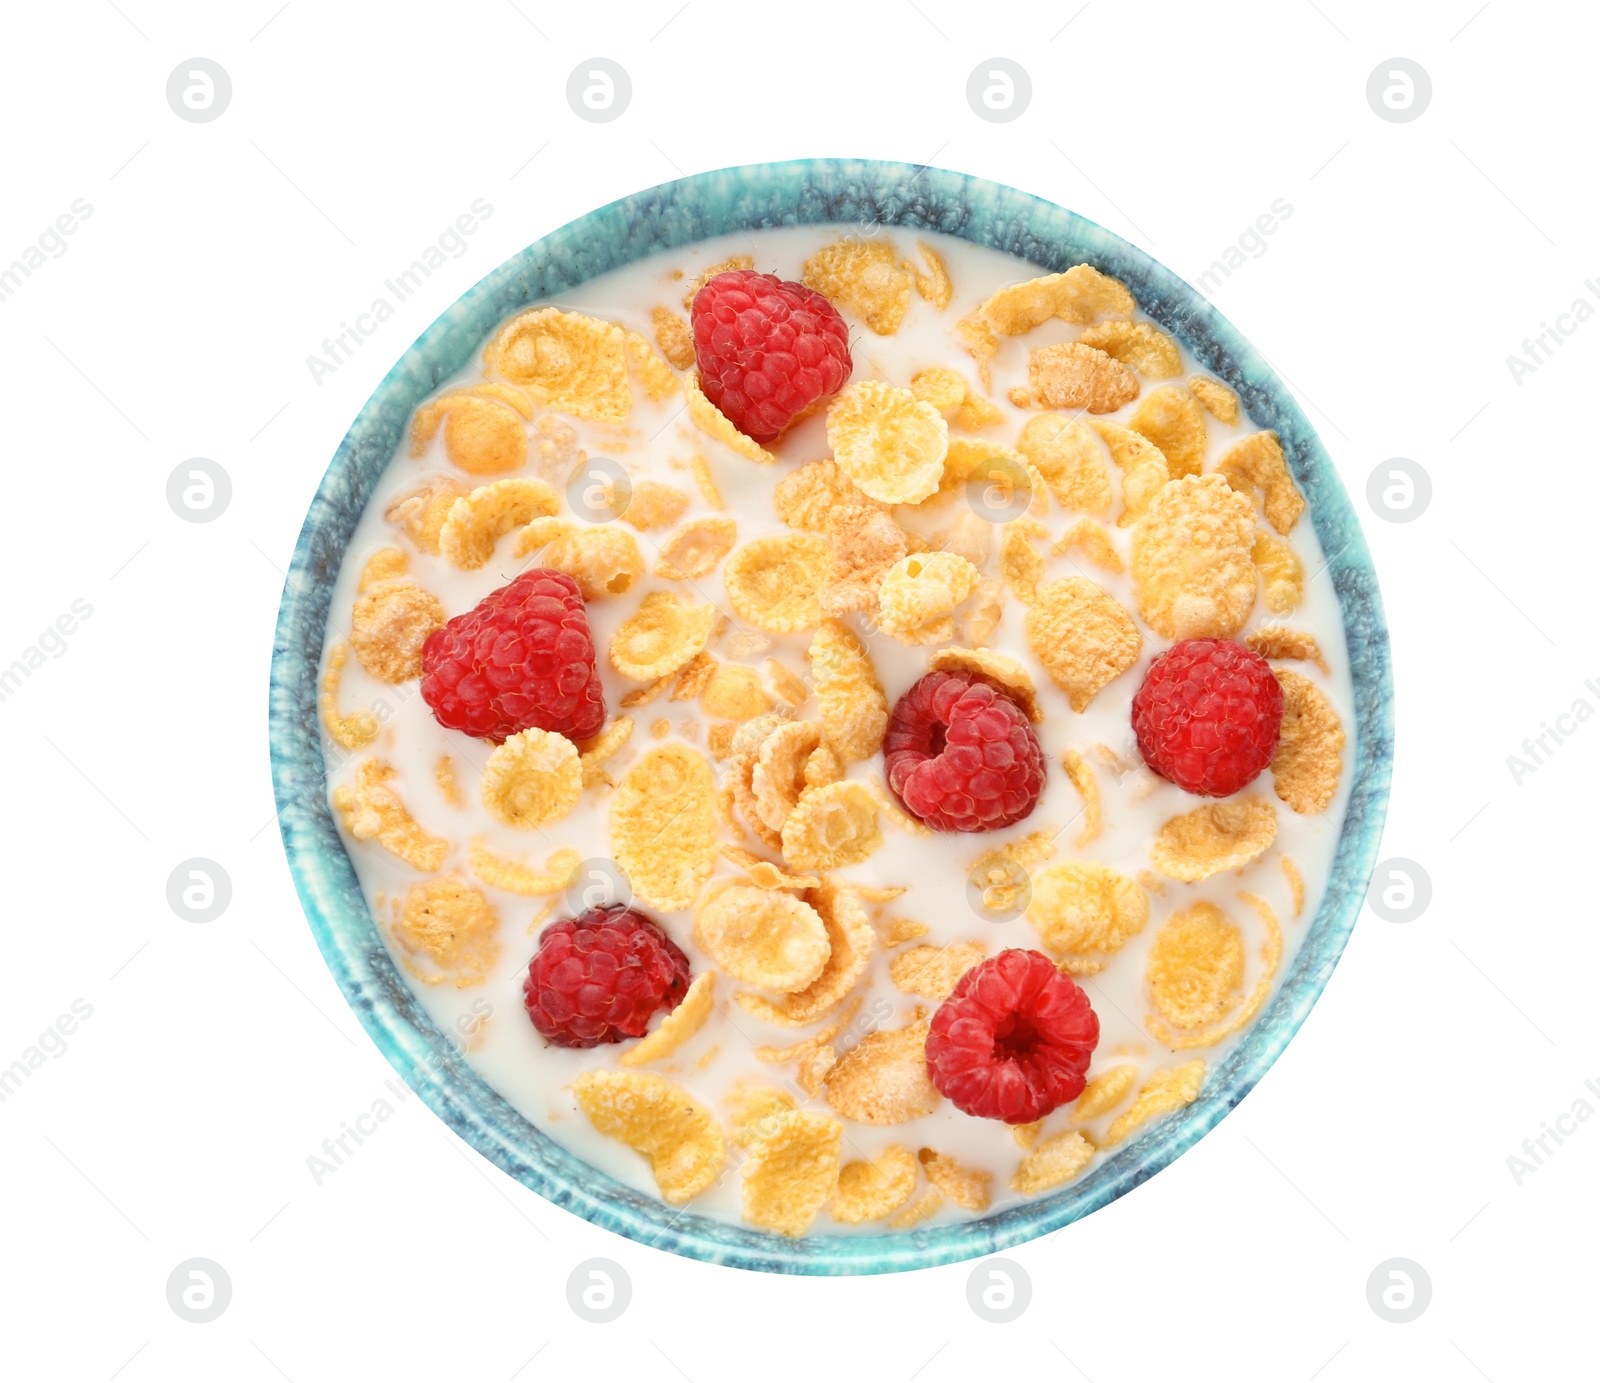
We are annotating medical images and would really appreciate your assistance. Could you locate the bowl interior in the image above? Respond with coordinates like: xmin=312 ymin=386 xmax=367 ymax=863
xmin=269 ymin=157 xmax=1393 ymax=1274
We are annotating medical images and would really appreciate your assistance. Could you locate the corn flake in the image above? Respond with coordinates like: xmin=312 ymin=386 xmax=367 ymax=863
xmin=1128 ymin=385 xmax=1208 ymax=478
xmin=877 ymin=552 xmax=980 ymax=645
xmin=918 ymin=1148 xmax=991 ymax=1212
xmin=889 ymin=941 xmax=986 ymax=1000
xmin=979 ymin=266 xmax=1135 ymax=334
xmin=358 ymin=547 xmax=409 ymax=591
xmin=484 ymin=308 xmax=631 ymax=422
xmin=1063 ymin=749 xmax=1101 ymax=845
xmin=1000 ymin=520 xmax=1045 ymax=605
xmin=685 ymin=370 xmax=775 ymax=464
xmin=619 ymin=971 xmax=716 ymax=1067
xmin=571 ymin=1070 xmax=724 ymax=1205
xmin=725 ymin=534 xmax=829 ymax=632
xmin=911 ymin=366 xmax=968 ymax=416
xmin=481 ymin=728 xmax=582 ymax=829
xmin=773 ymin=458 xmax=886 ymax=533
xmin=386 ymin=475 xmax=466 ymax=552
xmin=963 ymin=576 xmax=1006 ymax=647
xmin=889 ymin=1187 xmax=943 ymax=1229
xmin=701 ymin=664 xmax=773 ymax=721
xmin=608 ymin=591 xmax=716 ymax=683
xmin=1024 ymin=577 xmax=1142 ymax=712
xmin=716 ymin=843 xmax=819 ymax=892
xmin=727 ymin=1084 xmax=797 ymax=1148
xmin=1188 ymin=375 xmax=1240 ymax=424
xmin=1103 ymin=1061 xmax=1206 ymax=1147
xmin=1272 ymin=670 xmax=1344 ymax=814
xmin=655 ymin=515 xmax=738 ymax=580
xmin=1246 ymin=626 xmax=1328 ymax=673
xmin=650 ymin=305 xmax=695 ymax=370
xmin=1218 ymin=431 xmax=1304 ymax=535
xmin=334 ymin=759 xmax=449 ymax=871
xmin=320 ymin=643 xmax=377 ymax=750
xmin=1078 ymin=321 xmax=1182 ymax=378
xmin=1010 ymin=1131 xmax=1096 ymax=1195
xmin=578 ymin=716 xmax=636 ymax=787
xmin=468 ymin=839 xmax=581 ymax=896
xmin=1017 ymin=414 xmax=1113 ymax=515
xmin=802 ymin=238 xmax=913 ymax=335
xmin=1283 ymin=856 xmax=1306 ymax=917
xmin=1152 ymin=894 xmax=1283 ymax=1050
xmin=1130 ymin=473 xmax=1257 ymax=638
xmin=1053 ymin=518 xmax=1124 ymax=574
xmin=742 ymin=1109 xmax=844 ymax=1237
xmin=435 ymin=755 xmax=461 ymax=807
xmin=1087 ymin=420 xmax=1170 ymax=527
xmin=780 ymin=780 xmax=883 ymax=871
xmin=912 ymin=241 xmax=953 ymax=309
xmin=350 ymin=579 xmax=445 ymax=683
xmin=1147 ymin=902 xmax=1245 ymax=1030
xmin=439 ymin=479 xmax=560 ymax=569
xmin=694 ymin=883 xmax=829 ymax=991
xmin=1073 ymin=1063 xmax=1138 ymax=1121
xmin=831 ymin=1145 xmax=918 ymax=1223
xmin=825 ymin=381 xmax=948 ymax=504
xmin=411 ymin=386 xmax=534 ymax=475
xmin=809 ymin=621 xmax=889 ymax=762
xmin=820 ymin=504 xmax=907 ymax=615
xmin=1026 ymin=863 xmax=1148 ymax=972
xmin=1252 ymin=532 xmax=1304 ymax=614
xmin=689 ymin=453 xmax=724 ymax=509
xmin=1151 ymin=796 xmax=1278 ymax=883
xmin=610 ymin=744 xmax=717 ymax=910
xmin=624 ymin=329 xmax=678 ymax=401
xmin=939 ymin=511 xmax=994 ymax=568
xmin=1028 ymin=342 xmax=1140 ymax=413
xmin=751 ymin=721 xmax=825 ymax=834
xmin=736 ymin=884 xmax=875 ymax=1026
xmin=767 ymin=658 xmax=809 ymax=709
xmin=621 ymin=480 xmax=691 ymax=532
xmin=824 ymin=1021 xmax=941 ymax=1124
xmin=391 ymin=875 xmax=499 ymax=987
xmin=515 ymin=519 xmax=645 ymax=599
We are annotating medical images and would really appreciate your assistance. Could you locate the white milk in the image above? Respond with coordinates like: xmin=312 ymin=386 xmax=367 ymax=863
xmin=320 ymin=226 xmax=1356 ymax=1232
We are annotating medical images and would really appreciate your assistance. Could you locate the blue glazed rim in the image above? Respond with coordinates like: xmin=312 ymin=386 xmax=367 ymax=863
xmin=269 ymin=158 xmax=1392 ymax=1275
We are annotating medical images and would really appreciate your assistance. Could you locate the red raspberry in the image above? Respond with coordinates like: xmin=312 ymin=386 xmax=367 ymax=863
xmin=1131 ymin=638 xmax=1284 ymax=797
xmin=523 ymin=904 xmax=692 ymax=1049
xmin=421 ymin=569 xmax=605 ymax=744
xmin=925 ymin=950 xmax=1099 ymax=1123
xmin=883 ymin=671 xmax=1045 ymax=833
xmin=689 ymin=270 xmax=852 ymax=443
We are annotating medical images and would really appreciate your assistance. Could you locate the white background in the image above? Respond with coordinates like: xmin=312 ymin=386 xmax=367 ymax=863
xmin=1 ymin=1 xmax=1594 ymax=1379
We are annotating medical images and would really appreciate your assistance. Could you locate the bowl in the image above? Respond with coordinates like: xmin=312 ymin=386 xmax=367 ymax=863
xmin=269 ymin=157 xmax=1393 ymax=1274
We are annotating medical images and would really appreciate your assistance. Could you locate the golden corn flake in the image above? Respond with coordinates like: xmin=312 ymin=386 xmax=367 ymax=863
xmin=1151 ymin=796 xmax=1278 ymax=883
xmin=624 ymin=329 xmax=678 ymax=401
xmin=571 ymin=1070 xmax=724 ymax=1205
xmin=980 ymin=265 xmax=1136 ymax=334
xmin=780 ymin=780 xmax=883 ymax=871
xmin=716 ymin=843 xmax=819 ymax=892
xmin=939 ymin=511 xmax=994 ymax=568
xmin=1128 ymin=385 xmax=1208 ymax=479
xmin=682 ymin=255 xmax=754 ymax=311
xmin=877 ymin=915 xmax=929 ymax=946
xmin=1283 ymin=856 xmax=1306 ymax=917
xmin=831 ymin=1145 xmax=918 ymax=1223
xmin=773 ymin=458 xmax=885 ymax=533
xmin=684 ymin=370 xmax=775 ymax=464
xmin=824 ymin=1022 xmax=941 ymax=1124
xmin=956 ymin=392 xmax=1005 ymax=430
xmin=320 ymin=642 xmax=377 ymax=750
xmin=1218 ymin=431 xmax=1305 ymax=535
xmin=468 ymin=839 xmax=581 ymax=896
xmin=484 ymin=308 xmax=631 ymax=422
xmin=350 ymin=579 xmax=445 ymax=683
xmin=608 ymin=591 xmax=716 ymax=683
xmin=688 ymin=453 xmax=724 ymax=509
xmin=737 ymin=883 xmax=875 ymax=1026
xmin=610 ymin=744 xmax=717 ymax=910
xmin=1078 ymin=320 xmax=1182 ymax=378
xmin=671 ymin=652 xmax=718 ymax=702
xmin=621 ymin=479 xmax=690 ymax=532
xmin=1130 ymin=473 xmax=1257 ymax=639
xmin=889 ymin=1187 xmax=943 ymax=1229
xmin=1147 ymin=902 xmax=1245 ymax=1031
xmin=751 ymin=721 xmax=825 ymax=834
xmin=877 ymin=552 xmax=980 ymax=645
xmin=516 ymin=518 xmax=645 ymax=599
xmin=708 ymin=721 xmax=736 ymax=760
xmin=929 ymin=647 xmax=1042 ymax=722
xmin=963 ymin=576 xmax=1006 ymax=648
xmin=997 ymin=520 xmax=1044 ymax=606
xmin=741 ymin=1109 xmax=844 ymax=1237
xmin=619 ymin=970 xmax=715 ymax=1067
xmin=391 ymin=874 xmax=499 ymax=987
xmin=577 ymin=716 xmax=636 ymax=787
xmin=1188 ymin=374 xmax=1240 ymax=424
xmin=650 ymin=305 xmax=695 ymax=370
xmin=1016 ymin=415 xmax=1112 ymax=516
xmin=1027 ymin=863 xmax=1148 ymax=971
xmin=910 ymin=366 xmax=968 ymax=416
xmin=767 ymin=658 xmax=809 ymax=709
xmin=727 ymin=1083 xmax=797 ymax=1148
xmin=439 ymin=479 xmax=560 ymax=569
xmin=802 ymin=238 xmax=913 ymax=335
xmin=1053 ymin=518 xmax=1124 ymax=574
xmin=1073 ymin=1063 xmax=1138 ymax=1121
xmin=694 ymin=883 xmax=829 ymax=991
xmin=890 ymin=941 xmax=986 ymax=1000
xmin=1104 ymin=1060 xmax=1207 ymax=1147
xmin=729 ymin=745 xmax=783 ymax=852
xmin=820 ymin=503 xmax=907 ymax=616
xmin=807 ymin=626 xmax=892 ymax=767
xmin=655 ymin=515 xmax=738 ymax=582
xmin=725 ymin=534 xmax=829 ymax=632
xmin=1087 ymin=420 xmax=1170 ymax=527
xmin=481 ymin=728 xmax=582 ymax=829
xmin=1156 ymin=893 xmax=1283 ymax=1051
xmin=1272 ymin=670 xmax=1345 ymax=814
xmin=1028 ymin=342 xmax=1140 ymax=413
xmin=957 ymin=315 xmax=999 ymax=391
xmin=386 ymin=475 xmax=466 ymax=552
xmin=825 ymin=381 xmax=949 ymax=504
xmin=434 ymin=755 xmax=461 ymax=807
xmin=1246 ymin=626 xmax=1328 ymax=673
xmin=803 ymin=742 xmax=842 ymax=791
xmin=1010 ymin=1130 xmax=1096 ymax=1195
xmin=532 ymin=413 xmax=580 ymax=475
xmin=912 ymin=240 xmax=953 ymax=309
xmin=334 ymin=759 xmax=450 ymax=871
xmin=918 ymin=1148 xmax=991 ymax=1212
xmin=1062 ymin=749 xmax=1101 ymax=846
xmin=1024 ymin=577 xmax=1142 ymax=712
xmin=358 ymin=547 xmax=409 ymax=591
xmin=701 ymin=664 xmax=773 ymax=722
xmin=941 ymin=438 xmax=1046 ymax=517
xmin=411 ymin=385 xmax=534 ymax=476
xmin=1252 ymin=532 xmax=1304 ymax=614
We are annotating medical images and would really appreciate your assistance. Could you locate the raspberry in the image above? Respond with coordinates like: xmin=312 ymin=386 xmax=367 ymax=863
xmin=523 ymin=904 xmax=692 ymax=1048
xmin=883 ymin=671 xmax=1045 ymax=833
xmin=1131 ymin=638 xmax=1284 ymax=797
xmin=421 ymin=569 xmax=605 ymax=744
xmin=690 ymin=270 xmax=852 ymax=443
xmin=925 ymin=950 xmax=1100 ymax=1123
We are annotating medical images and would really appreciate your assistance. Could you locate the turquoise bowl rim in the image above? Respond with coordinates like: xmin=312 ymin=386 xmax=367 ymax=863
xmin=269 ymin=157 xmax=1392 ymax=1275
